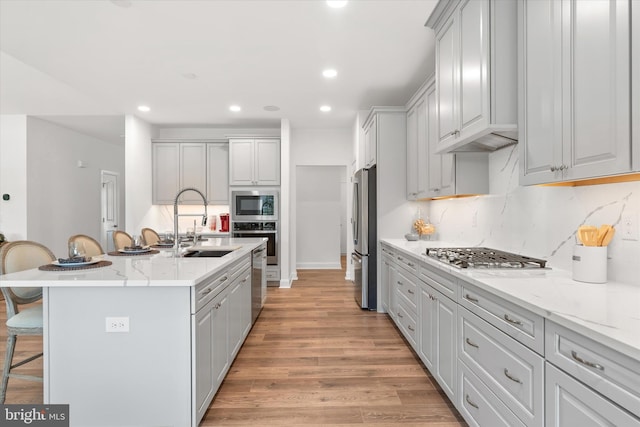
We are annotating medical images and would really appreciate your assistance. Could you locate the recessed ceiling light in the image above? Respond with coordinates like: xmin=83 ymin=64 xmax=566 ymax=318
xmin=263 ymin=105 xmax=280 ymax=112
xmin=229 ymin=105 xmax=241 ymax=112
xmin=327 ymin=1 xmax=347 ymax=8
xmin=137 ymin=105 xmax=150 ymax=112
xmin=320 ymin=105 xmax=332 ymax=112
xmin=322 ymin=69 xmax=338 ymax=78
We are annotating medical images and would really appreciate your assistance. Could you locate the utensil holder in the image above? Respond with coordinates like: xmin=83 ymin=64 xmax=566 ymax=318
xmin=572 ymin=245 xmax=607 ymax=283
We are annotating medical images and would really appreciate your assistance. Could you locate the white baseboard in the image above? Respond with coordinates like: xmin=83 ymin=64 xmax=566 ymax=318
xmin=296 ymin=262 xmax=342 ymax=270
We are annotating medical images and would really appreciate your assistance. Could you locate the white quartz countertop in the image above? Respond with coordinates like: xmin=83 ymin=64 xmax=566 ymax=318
xmin=0 ymin=238 xmax=266 ymax=288
xmin=381 ymin=238 xmax=640 ymax=362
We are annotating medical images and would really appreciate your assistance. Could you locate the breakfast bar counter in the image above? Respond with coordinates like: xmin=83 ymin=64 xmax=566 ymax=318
xmin=0 ymin=237 xmax=266 ymax=427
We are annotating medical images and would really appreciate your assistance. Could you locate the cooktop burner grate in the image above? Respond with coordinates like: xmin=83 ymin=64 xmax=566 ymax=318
xmin=426 ymin=247 xmax=548 ymax=269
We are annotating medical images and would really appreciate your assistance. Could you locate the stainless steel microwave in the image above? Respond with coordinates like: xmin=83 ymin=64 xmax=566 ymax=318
xmin=231 ymin=191 xmax=278 ymax=221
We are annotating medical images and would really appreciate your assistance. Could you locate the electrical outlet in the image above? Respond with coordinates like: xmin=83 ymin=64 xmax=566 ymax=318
xmin=621 ymin=212 xmax=639 ymax=241
xmin=106 ymin=316 xmax=129 ymax=333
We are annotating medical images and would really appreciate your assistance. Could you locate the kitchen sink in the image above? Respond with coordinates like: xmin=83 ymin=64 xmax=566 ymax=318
xmin=182 ymin=249 xmax=233 ymax=258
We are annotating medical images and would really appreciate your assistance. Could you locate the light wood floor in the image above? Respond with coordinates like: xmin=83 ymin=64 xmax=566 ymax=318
xmin=0 ymin=263 xmax=467 ymax=426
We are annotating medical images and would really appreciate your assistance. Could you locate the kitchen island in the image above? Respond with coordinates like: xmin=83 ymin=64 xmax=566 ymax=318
xmin=0 ymin=237 xmax=266 ymax=427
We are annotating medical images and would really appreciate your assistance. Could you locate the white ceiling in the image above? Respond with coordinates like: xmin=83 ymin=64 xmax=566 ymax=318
xmin=0 ymin=0 xmax=438 ymax=140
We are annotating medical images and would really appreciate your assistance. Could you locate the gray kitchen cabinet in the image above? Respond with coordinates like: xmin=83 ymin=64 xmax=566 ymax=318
xmin=380 ymin=244 xmax=396 ymax=314
xmin=545 ymin=363 xmax=640 ymax=427
xmin=192 ymin=254 xmax=253 ymax=426
xmin=229 ymin=264 xmax=252 ymax=359
xmin=418 ymin=274 xmax=458 ymax=403
xmin=194 ymin=285 xmax=228 ymax=424
xmin=545 ymin=321 xmax=640 ymax=420
xmin=459 ymin=307 xmax=544 ymax=427
xmin=394 ymin=264 xmax=419 ymax=349
xmin=458 ymin=360 xmax=527 ymax=427
xmin=152 ymin=141 xmax=229 ymax=205
xmin=519 ymin=0 xmax=632 ymax=185
xmin=206 ymin=143 xmax=229 ymax=205
xmin=152 ymin=143 xmax=180 ymax=204
xmin=363 ymin=115 xmax=377 ymax=168
xmin=229 ymin=138 xmax=280 ymax=186
xmin=180 ymin=143 xmax=208 ymax=203
xmin=406 ymin=82 xmax=429 ymax=200
xmin=427 ymin=0 xmax=517 ymax=154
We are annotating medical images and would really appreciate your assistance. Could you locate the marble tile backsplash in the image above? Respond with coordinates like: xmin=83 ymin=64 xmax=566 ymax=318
xmin=426 ymin=145 xmax=640 ymax=285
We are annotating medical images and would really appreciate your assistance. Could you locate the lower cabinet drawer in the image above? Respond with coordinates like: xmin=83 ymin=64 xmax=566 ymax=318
xmin=459 ymin=308 xmax=544 ymax=427
xmin=396 ymin=298 xmax=417 ymax=348
xmin=458 ymin=360 xmax=526 ymax=427
xmin=545 ymin=363 xmax=640 ymax=427
xmin=545 ymin=321 xmax=640 ymax=418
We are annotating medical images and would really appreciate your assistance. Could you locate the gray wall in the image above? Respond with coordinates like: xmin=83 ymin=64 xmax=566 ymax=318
xmin=26 ymin=117 xmax=125 ymax=257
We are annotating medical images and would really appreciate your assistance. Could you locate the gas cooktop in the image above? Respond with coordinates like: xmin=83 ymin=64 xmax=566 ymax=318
xmin=426 ymin=247 xmax=548 ymax=269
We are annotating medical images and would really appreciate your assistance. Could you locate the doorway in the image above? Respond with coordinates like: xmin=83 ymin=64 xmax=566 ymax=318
xmin=295 ymin=165 xmax=347 ymax=269
xmin=101 ymin=170 xmax=119 ymax=252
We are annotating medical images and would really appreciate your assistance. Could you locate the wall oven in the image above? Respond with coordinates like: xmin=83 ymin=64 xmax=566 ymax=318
xmin=232 ymin=190 xmax=278 ymax=222
xmin=232 ymin=221 xmax=278 ymax=265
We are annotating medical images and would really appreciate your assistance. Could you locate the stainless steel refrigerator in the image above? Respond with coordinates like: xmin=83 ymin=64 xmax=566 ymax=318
xmin=351 ymin=165 xmax=376 ymax=310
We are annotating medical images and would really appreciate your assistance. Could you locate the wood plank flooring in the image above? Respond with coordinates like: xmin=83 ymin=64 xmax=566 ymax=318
xmin=0 ymin=262 xmax=467 ymax=426
xmin=201 ymin=266 xmax=466 ymax=426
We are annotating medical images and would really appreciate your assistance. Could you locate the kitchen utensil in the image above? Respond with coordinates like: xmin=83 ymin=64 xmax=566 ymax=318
xmin=578 ymin=225 xmax=598 ymax=246
xmin=599 ymin=225 xmax=615 ymax=247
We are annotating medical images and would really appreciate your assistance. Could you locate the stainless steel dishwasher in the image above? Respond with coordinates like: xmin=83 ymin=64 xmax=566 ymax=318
xmin=251 ymin=243 xmax=267 ymax=324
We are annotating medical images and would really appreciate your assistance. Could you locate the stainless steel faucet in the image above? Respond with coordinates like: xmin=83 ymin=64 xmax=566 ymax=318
xmin=173 ymin=187 xmax=208 ymax=251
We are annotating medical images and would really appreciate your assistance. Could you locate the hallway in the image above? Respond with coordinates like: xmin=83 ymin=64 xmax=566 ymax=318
xmin=202 ymin=267 xmax=466 ymax=426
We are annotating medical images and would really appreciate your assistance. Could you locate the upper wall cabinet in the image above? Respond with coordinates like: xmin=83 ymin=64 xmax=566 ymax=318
xmin=152 ymin=142 xmax=228 ymax=205
xmin=363 ymin=116 xmax=378 ymax=168
xmin=406 ymin=83 xmax=429 ymax=200
xmin=229 ymin=138 xmax=280 ymax=186
xmin=519 ymin=0 xmax=632 ymax=185
xmin=426 ymin=0 xmax=518 ymax=154
xmin=634 ymin=2 xmax=640 ymax=171
xmin=207 ymin=143 xmax=229 ymax=204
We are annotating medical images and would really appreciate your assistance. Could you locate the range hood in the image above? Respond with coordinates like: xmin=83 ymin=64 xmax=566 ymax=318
xmin=435 ymin=128 xmax=518 ymax=154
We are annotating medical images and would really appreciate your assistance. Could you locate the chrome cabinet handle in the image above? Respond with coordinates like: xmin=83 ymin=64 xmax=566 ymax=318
xmin=464 ymin=294 xmax=479 ymax=303
xmin=550 ymin=166 xmax=557 ymax=172
xmin=465 ymin=338 xmax=479 ymax=349
xmin=408 ymin=325 xmax=415 ymax=331
xmin=201 ymin=288 xmax=212 ymax=295
xmin=465 ymin=394 xmax=479 ymax=409
xmin=397 ymin=256 xmax=404 ymax=261
xmin=407 ymin=289 xmax=414 ymax=295
xmin=571 ymin=351 xmax=604 ymax=371
xmin=503 ymin=314 xmax=523 ymax=326
xmin=504 ymin=368 xmax=522 ymax=384
xmin=397 ymin=312 xmax=403 ymax=318
xmin=397 ymin=281 xmax=404 ymax=286
xmin=407 ymin=262 xmax=415 ymax=267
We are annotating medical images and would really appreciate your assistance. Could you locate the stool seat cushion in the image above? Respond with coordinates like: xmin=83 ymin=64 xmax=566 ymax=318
xmin=6 ymin=305 xmax=43 ymax=333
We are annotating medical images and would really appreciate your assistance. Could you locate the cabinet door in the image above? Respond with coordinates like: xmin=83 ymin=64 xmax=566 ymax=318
xmin=389 ymin=263 xmax=399 ymax=321
xmin=418 ymin=286 xmax=436 ymax=372
xmin=364 ymin=116 xmax=377 ymax=168
xmin=381 ymin=254 xmax=393 ymax=313
xmin=427 ymin=85 xmax=456 ymax=197
xmin=436 ymin=13 xmax=459 ymax=147
xmin=254 ymin=139 xmax=280 ymax=185
xmin=545 ymin=363 xmax=640 ymax=427
xmin=212 ymin=293 xmax=229 ymax=385
xmin=416 ymin=96 xmax=429 ymax=198
xmin=229 ymin=139 xmax=255 ymax=186
xmin=435 ymin=291 xmax=457 ymax=402
xmin=563 ymin=0 xmax=631 ymax=180
xmin=519 ymin=0 xmax=564 ymax=185
xmin=229 ymin=278 xmax=245 ymax=358
xmin=406 ymin=103 xmax=418 ymax=199
xmin=152 ymin=143 xmax=180 ymax=204
xmin=458 ymin=0 xmax=489 ymax=138
xmin=207 ymin=143 xmax=229 ymax=204
xmin=194 ymin=291 xmax=228 ymax=424
xmin=180 ymin=143 xmax=207 ymax=204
